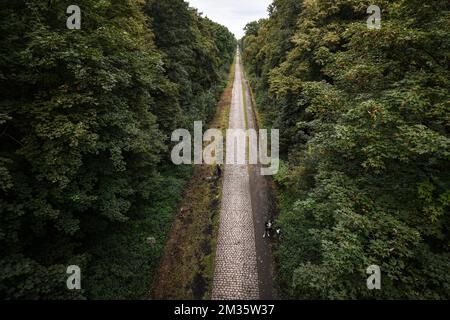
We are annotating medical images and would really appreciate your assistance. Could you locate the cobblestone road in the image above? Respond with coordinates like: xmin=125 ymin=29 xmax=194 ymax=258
xmin=211 ymin=52 xmax=260 ymax=300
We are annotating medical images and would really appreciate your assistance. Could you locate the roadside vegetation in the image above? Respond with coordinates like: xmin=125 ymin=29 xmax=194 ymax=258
xmin=0 ymin=0 xmax=235 ymax=299
xmin=242 ymin=0 xmax=450 ymax=299
xmin=151 ymin=59 xmax=235 ymax=299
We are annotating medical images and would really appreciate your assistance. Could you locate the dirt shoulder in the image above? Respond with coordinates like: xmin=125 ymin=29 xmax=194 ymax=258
xmin=242 ymin=63 xmax=279 ymax=300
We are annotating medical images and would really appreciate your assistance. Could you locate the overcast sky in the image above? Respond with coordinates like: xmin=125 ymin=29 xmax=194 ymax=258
xmin=187 ymin=0 xmax=272 ymax=39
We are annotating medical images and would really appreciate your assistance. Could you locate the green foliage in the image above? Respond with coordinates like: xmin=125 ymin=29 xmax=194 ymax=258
xmin=144 ymin=0 xmax=235 ymax=125
xmin=84 ymin=166 xmax=192 ymax=299
xmin=0 ymin=0 xmax=234 ymax=299
xmin=243 ymin=0 xmax=450 ymax=299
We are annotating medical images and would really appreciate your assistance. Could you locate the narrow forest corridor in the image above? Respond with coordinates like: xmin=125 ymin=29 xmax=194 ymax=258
xmin=212 ymin=51 xmax=275 ymax=300
xmin=2 ymin=0 xmax=449 ymax=305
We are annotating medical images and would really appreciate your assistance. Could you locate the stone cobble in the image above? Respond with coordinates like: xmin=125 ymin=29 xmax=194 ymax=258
xmin=211 ymin=52 xmax=259 ymax=300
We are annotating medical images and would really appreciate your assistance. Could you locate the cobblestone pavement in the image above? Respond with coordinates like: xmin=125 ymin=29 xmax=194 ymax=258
xmin=212 ymin=52 xmax=260 ymax=300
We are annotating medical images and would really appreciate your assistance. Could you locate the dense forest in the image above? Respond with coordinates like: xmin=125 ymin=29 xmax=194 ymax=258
xmin=1 ymin=0 xmax=449 ymax=302
xmin=0 ymin=0 xmax=235 ymax=299
xmin=242 ymin=0 xmax=450 ymax=299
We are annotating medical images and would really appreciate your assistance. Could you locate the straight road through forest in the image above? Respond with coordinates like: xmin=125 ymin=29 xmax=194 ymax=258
xmin=211 ymin=51 xmax=260 ymax=300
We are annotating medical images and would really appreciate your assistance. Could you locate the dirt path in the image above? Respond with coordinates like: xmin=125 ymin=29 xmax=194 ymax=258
xmin=212 ymin=50 xmax=275 ymax=299
xmin=242 ymin=64 xmax=277 ymax=300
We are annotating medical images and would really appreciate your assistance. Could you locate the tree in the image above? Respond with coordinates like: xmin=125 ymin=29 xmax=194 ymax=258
xmin=243 ymin=0 xmax=450 ymax=299
xmin=0 ymin=0 xmax=235 ymax=299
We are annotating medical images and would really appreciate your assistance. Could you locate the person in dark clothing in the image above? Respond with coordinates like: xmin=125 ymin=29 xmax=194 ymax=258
xmin=275 ymin=228 xmax=281 ymax=238
xmin=263 ymin=220 xmax=273 ymax=238
xmin=215 ymin=165 xmax=222 ymax=179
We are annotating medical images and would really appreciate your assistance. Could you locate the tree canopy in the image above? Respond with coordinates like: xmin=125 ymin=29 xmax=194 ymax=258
xmin=242 ymin=0 xmax=450 ymax=299
xmin=0 ymin=0 xmax=235 ymax=299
